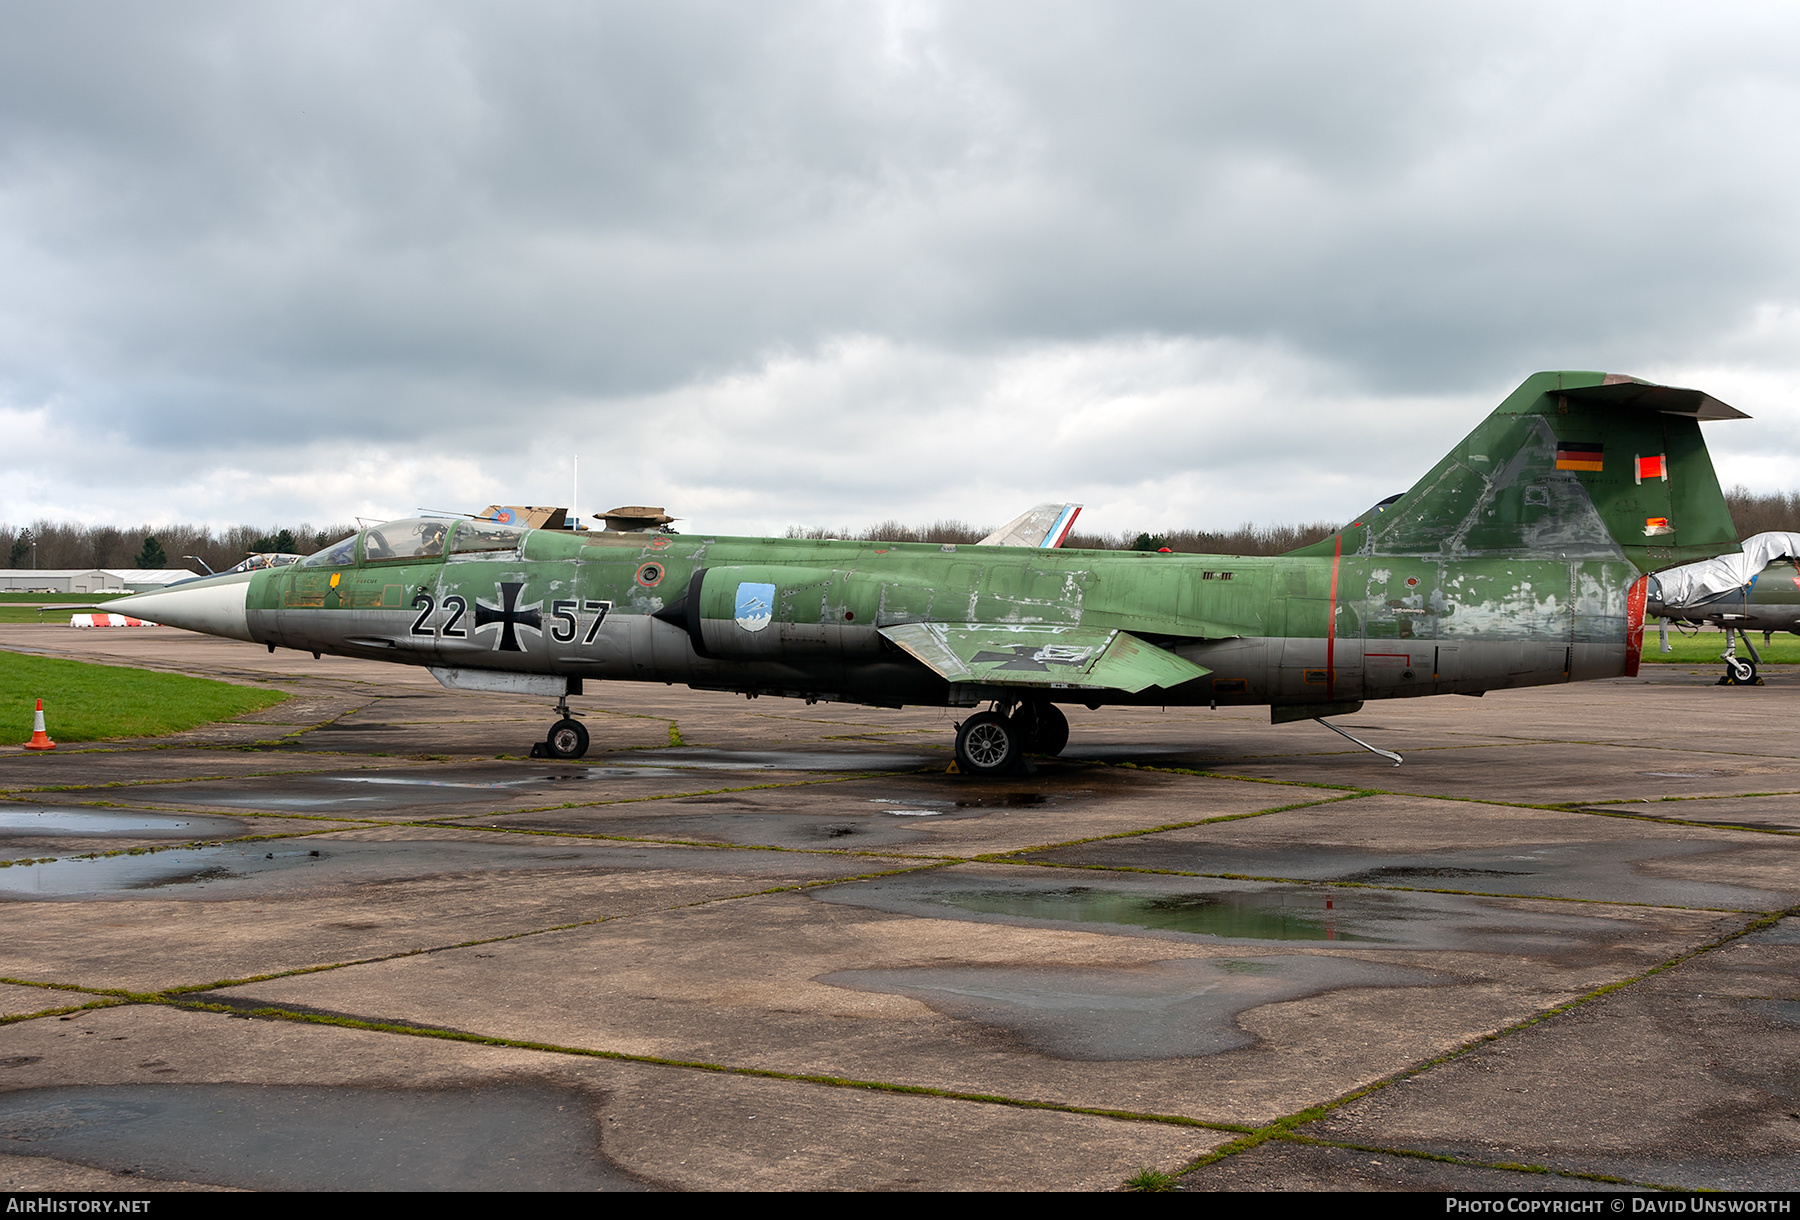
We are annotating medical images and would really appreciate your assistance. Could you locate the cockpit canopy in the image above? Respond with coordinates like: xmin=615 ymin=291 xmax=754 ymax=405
xmin=299 ymin=517 xmax=527 ymax=567
xmin=225 ymin=553 xmax=302 ymax=575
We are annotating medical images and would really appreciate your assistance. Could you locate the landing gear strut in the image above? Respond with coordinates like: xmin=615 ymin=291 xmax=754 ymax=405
xmin=532 ymin=692 xmax=591 ymax=759
xmin=1719 ymin=627 xmax=1764 ymax=687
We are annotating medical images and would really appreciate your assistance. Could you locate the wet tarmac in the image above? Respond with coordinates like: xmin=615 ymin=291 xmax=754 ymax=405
xmin=0 ymin=1083 xmax=649 ymax=1191
xmin=823 ymin=955 xmax=1437 ymax=1059
xmin=1 ymin=625 xmax=1798 ymax=1190
xmin=0 ymin=807 xmax=246 ymax=838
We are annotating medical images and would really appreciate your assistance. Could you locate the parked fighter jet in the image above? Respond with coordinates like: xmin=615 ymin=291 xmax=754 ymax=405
xmin=1646 ymin=531 xmax=1800 ymax=685
xmin=106 ymin=371 xmax=1744 ymax=771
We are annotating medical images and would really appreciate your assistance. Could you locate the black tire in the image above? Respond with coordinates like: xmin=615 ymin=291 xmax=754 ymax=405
xmin=1726 ymin=657 xmax=1757 ymax=685
xmin=545 ymin=717 xmax=590 ymax=760
xmin=955 ymin=711 xmax=1022 ymax=775
xmin=1017 ymin=702 xmax=1070 ymax=756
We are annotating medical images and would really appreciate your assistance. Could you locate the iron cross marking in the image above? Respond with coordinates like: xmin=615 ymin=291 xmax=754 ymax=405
xmin=474 ymin=581 xmax=543 ymax=652
xmin=968 ymin=644 xmax=1095 ymax=672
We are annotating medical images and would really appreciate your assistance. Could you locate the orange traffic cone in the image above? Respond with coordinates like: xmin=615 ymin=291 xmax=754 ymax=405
xmin=23 ymin=699 xmax=55 ymax=751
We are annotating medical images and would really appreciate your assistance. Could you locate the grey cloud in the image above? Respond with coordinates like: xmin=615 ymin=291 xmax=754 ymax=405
xmin=1 ymin=1 xmax=1798 ymax=527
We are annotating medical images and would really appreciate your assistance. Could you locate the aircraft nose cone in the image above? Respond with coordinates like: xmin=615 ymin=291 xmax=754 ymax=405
xmin=1643 ymin=575 xmax=1667 ymax=617
xmin=107 ymin=573 xmax=255 ymax=642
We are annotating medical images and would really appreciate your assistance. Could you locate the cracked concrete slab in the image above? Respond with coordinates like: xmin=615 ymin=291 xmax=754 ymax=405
xmin=1024 ymin=793 xmax=1800 ymax=910
xmin=1296 ymin=914 xmax=1800 ymax=1191
xmin=6 ymin=625 xmax=1800 ymax=1190
xmin=0 ymin=1004 xmax=1216 ymax=1191
xmin=209 ymin=881 xmax=1737 ymax=1128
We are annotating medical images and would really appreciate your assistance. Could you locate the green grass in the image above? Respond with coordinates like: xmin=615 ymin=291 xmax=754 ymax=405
xmin=0 ymin=592 xmax=133 ymax=604
xmin=1125 ymin=1168 xmax=1178 ymax=1192
xmin=0 ymin=650 xmax=288 ymax=742
xmin=1640 ymin=628 xmax=1800 ymax=665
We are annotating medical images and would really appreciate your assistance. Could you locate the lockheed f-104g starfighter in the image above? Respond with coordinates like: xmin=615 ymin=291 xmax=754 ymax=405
xmin=106 ymin=371 xmax=1747 ymax=772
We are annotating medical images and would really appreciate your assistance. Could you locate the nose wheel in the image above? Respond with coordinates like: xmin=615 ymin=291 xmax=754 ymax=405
xmin=530 ymin=693 xmax=591 ymax=759
xmin=542 ymin=717 xmax=590 ymax=759
xmin=1718 ymin=628 xmax=1766 ymax=687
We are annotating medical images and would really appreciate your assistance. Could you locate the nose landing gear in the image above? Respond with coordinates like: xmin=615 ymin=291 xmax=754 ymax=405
xmin=531 ymin=692 xmax=591 ymax=759
xmin=1718 ymin=627 xmax=1765 ymax=687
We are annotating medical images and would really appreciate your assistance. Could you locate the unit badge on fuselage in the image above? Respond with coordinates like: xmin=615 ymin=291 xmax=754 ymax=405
xmin=735 ymin=582 xmax=775 ymax=633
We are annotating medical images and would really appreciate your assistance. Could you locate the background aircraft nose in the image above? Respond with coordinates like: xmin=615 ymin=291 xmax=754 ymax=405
xmin=107 ymin=572 xmax=256 ymax=642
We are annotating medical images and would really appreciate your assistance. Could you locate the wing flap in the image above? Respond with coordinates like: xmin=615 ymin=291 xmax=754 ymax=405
xmin=881 ymin=623 xmax=1209 ymax=693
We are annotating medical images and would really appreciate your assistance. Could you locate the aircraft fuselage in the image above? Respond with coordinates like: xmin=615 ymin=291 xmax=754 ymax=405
xmin=237 ymin=527 xmax=1645 ymax=711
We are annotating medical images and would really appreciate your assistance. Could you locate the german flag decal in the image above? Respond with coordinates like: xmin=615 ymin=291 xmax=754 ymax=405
xmin=1555 ymin=441 xmax=1604 ymax=472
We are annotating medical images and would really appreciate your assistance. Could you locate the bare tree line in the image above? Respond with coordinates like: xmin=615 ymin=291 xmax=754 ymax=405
xmin=0 ymin=521 xmax=354 ymax=573
xmin=785 ymin=518 xmax=1341 ymax=554
xmin=5 ymin=486 xmax=1797 ymax=572
xmin=786 ymin=487 xmax=1800 ymax=555
xmin=1722 ymin=486 xmax=1800 ymax=538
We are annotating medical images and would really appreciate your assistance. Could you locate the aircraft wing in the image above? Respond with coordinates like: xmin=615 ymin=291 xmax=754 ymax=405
xmin=977 ymin=503 xmax=1082 ymax=548
xmin=880 ymin=623 xmax=1209 ymax=693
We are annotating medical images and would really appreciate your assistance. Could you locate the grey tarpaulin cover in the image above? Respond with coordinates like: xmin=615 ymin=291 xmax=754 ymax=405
xmin=1650 ymin=532 xmax=1800 ymax=606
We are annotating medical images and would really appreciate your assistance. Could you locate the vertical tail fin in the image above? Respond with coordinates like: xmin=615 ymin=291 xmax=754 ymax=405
xmin=1293 ymin=372 xmax=1745 ymax=573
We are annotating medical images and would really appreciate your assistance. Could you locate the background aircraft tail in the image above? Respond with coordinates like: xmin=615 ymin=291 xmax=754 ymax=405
xmin=1292 ymin=372 xmax=1744 ymax=573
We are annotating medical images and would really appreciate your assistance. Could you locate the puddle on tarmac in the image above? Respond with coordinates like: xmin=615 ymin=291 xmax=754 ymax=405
xmin=0 ymin=807 xmax=245 ymax=837
xmin=521 ymin=808 xmax=943 ymax=850
xmin=0 ymin=1083 xmax=652 ymax=1191
xmin=624 ymin=749 xmax=933 ymax=772
xmin=147 ymin=766 xmax=695 ymax=813
xmin=1743 ymin=998 xmax=1800 ymax=1028
xmin=869 ymin=797 xmax=955 ymax=817
xmin=329 ymin=776 xmax=548 ymax=790
xmin=1335 ymin=866 xmax=1530 ymax=883
xmin=954 ymin=793 xmax=1052 ymax=809
xmin=0 ymin=845 xmax=331 ymax=897
xmin=0 ymin=836 xmax=823 ymax=899
xmin=1028 ymin=837 xmax=1785 ymax=910
xmin=823 ymin=956 xmax=1433 ymax=1059
xmin=921 ymin=884 xmax=1381 ymax=941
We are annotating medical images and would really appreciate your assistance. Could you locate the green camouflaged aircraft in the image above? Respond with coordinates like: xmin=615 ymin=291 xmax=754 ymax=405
xmin=110 ymin=371 xmax=1745 ymax=771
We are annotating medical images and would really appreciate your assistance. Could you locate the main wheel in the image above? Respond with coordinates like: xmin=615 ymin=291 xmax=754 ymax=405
xmin=1721 ymin=656 xmax=1757 ymax=685
xmin=955 ymin=711 xmax=1022 ymax=775
xmin=1016 ymin=702 xmax=1070 ymax=756
xmin=545 ymin=717 xmax=590 ymax=759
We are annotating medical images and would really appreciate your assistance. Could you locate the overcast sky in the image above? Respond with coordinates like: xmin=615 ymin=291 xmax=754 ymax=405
xmin=4 ymin=1 xmax=1800 ymax=538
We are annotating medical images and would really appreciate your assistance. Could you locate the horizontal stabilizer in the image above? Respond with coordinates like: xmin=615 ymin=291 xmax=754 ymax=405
xmin=978 ymin=503 xmax=1082 ymax=548
xmin=881 ymin=623 xmax=1209 ymax=693
xmin=1559 ymin=376 xmax=1748 ymax=421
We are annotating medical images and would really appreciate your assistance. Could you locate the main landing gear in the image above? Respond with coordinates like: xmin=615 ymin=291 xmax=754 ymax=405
xmin=1718 ymin=626 xmax=1765 ymax=687
xmin=530 ymin=692 xmax=591 ymax=759
xmin=953 ymin=701 xmax=1070 ymax=776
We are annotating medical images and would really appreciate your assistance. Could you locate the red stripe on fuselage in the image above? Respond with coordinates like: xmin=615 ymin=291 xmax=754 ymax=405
xmin=1327 ymin=534 xmax=1341 ymax=701
xmin=1624 ymin=575 xmax=1647 ymax=678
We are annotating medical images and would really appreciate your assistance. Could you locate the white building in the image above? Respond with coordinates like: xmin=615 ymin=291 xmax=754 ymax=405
xmin=0 ymin=568 xmax=200 ymax=593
